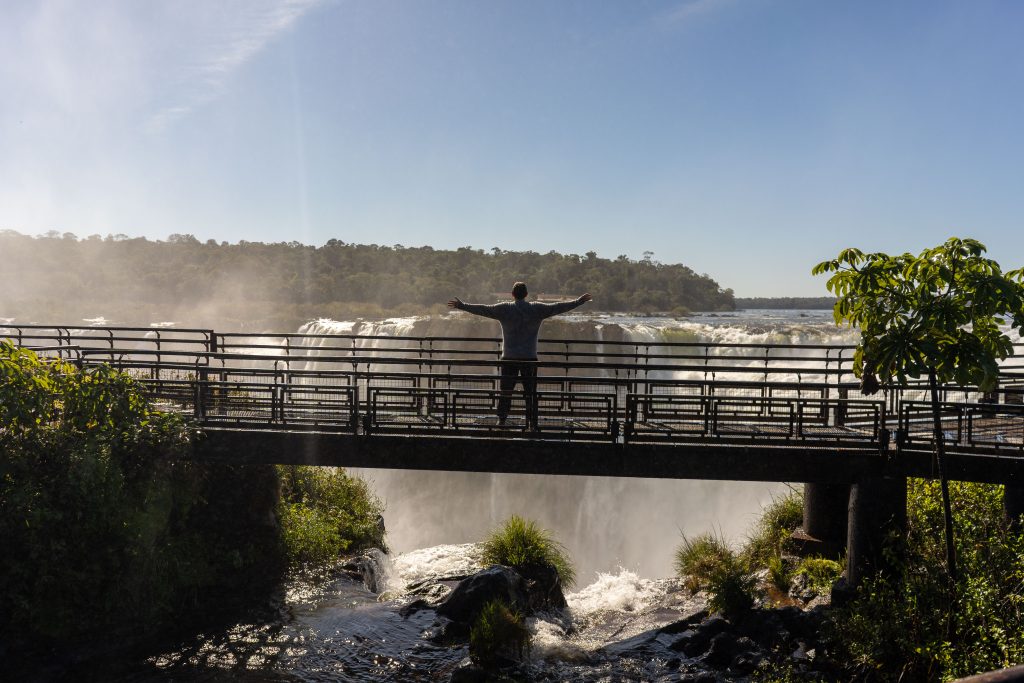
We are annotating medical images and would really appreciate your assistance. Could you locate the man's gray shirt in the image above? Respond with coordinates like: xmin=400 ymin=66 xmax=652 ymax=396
xmin=458 ymin=297 xmax=587 ymax=360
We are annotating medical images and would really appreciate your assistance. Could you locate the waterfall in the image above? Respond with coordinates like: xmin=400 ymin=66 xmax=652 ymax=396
xmin=287 ymin=312 xmax=852 ymax=580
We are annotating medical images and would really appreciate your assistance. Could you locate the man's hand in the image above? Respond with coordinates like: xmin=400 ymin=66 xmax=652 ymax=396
xmin=578 ymin=293 xmax=593 ymax=304
xmin=447 ymin=298 xmax=464 ymax=309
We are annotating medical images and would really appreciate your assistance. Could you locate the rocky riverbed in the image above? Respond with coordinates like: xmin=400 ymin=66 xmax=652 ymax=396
xmin=111 ymin=542 xmax=839 ymax=682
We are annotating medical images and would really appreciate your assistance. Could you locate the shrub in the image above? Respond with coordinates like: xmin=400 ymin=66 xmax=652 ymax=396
xmin=767 ymin=554 xmax=794 ymax=594
xmin=795 ymin=557 xmax=842 ymax=593
xmin=827 ymin=479 xmax=1024 ymax=680
xmin=277 ymin=466 xmax=385 ymax=568
xmin=708 ymin=553 xmax=757 ymax=616
xmin=469 ymin=599 xmax=531 ymax=668
xmin=480 ymin=515 xmax=575 ymax=588
xmin=675 ymin=532 xmax=735 ymax=591
xmin=743 ymin=488 xmax=804 ymax=569
xmin=675 ymin=532 xmax=755 ymax=615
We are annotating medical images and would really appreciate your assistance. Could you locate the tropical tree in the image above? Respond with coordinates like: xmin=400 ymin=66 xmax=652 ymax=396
xmin=812 ymin=237 xmax=1024 ymax=591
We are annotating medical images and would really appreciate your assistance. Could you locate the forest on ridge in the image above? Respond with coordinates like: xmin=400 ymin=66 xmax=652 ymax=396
xmin=0 ymin=231 xmax=735 ymax=330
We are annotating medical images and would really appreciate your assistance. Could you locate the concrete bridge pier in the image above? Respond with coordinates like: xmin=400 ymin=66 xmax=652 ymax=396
xmin=1003 ymin=484 xmax=1024 ymax=530
xmin=846 ymin=476 xmax=907 ymax=586
xmin=791 ymin=482 xmax=849 ymax=557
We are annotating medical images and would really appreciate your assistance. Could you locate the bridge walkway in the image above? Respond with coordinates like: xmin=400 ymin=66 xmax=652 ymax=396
xmin=5 ymin=324 xmax=1024 ymax=484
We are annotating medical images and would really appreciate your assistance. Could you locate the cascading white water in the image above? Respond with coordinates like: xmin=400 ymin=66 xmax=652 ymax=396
xmin=293 ymin=311 xmax=854 ymax=580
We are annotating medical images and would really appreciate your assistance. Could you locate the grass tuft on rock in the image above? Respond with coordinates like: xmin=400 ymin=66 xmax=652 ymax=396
xmin=480 ymin=515 xmax=576 ymax=588
xmin=469 ymin=599 xmax=531 ymax=668
xmin=674 ymin=532 xmax=755 ymax=615
xmin=742 ymin=488 xmax=804 ymax=569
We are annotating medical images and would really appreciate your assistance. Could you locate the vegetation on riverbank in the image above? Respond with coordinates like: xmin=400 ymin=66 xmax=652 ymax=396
xmin=677 ymin=482 xmax=1024 ymax=680
xmin=0 ymin=230 xmax=734 ymax=328
xmin=827 ymin=480 xmax=1024 ymax=681
xmin=0 ymin=344 xmax=385 ymax=665
xmin=278 ymin=465 xmax=385 ymax=568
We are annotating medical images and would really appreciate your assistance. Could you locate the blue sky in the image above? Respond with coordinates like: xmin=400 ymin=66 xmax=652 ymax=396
xmin=2 ymin=0 xmax=1022 ymax=296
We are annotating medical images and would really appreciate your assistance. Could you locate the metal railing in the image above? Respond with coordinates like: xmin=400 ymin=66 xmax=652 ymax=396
xmin=5 ymin=325 xmax=1024 ymax=455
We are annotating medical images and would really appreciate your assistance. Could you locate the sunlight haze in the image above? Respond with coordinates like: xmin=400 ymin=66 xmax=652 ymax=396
xmin=2 ymin=0 xmax=1023 ymax=296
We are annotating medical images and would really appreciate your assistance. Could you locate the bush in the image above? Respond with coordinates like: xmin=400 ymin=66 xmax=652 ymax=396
xmin=480 ymin=515 xmax=575 ymax=588
xmin=675 ymin=532 xmax=735 ymax=591
xmin=795 ymin=557 xmax=842 ymax=593
xmin=277 ymin=466 xmax=385 ymax=568
xmin=0 ymin=343 xmax=205 ymax=641
xmin=469 ymin=599 xmax=531 ymax=668
xmin=0 ymin=343 xmax=385 ymax=657
xmin=674 ymin=532 xmax=755 ymax=615
xmin=827 ymin=479 xmax=1024 ymax=680
xmin=743 ymin=488 xmax=804 ymax=569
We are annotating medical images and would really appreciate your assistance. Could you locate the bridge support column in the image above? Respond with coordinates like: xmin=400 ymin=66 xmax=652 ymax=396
xmin=1004 ymin=484 xmax=1024 ymax=531
xmin=847 ymin=476 xmax=907 ymax=587
xmin=791 ymin=483 xmax=849 ymax=557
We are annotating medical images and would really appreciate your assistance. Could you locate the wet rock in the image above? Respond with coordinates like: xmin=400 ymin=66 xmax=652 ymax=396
xmin=601 ymin=628 xmax=661 ymax=657
xmin=398 ymin=598 xmax=430 ymax=618
xmin=449 ymin=658 xmax=489 ymax=683
xmin=340 ymin=549 xmax=389 ymax=593
xmin=737 ymin=609 xmax=789 ymax=648
xmin=658 ymin=608 xmax=710 ymax=635
xmin=435 ymin=566 xmax=530 ymax=630
xmin=669 ymin=614 xmax=731 ymax=656
xmin=830 ymin=574 xmax=855 ymax=607
xmin=669 ymin=629 xmax=704 ymax=656
xmin=703 ymin=632 xmax=737 ymax=667
xmin=516 ymin=562 xmax=567 ymax=612
xmin=678 ymin=672 xmax=717 ymax=683
xmin=791 ymin=640 xmax=813 ymax=662
xmin=730 ymin=650 xmax=763 ymax=675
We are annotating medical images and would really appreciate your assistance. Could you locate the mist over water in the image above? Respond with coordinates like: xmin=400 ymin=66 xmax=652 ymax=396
xmin=298 ymin=311 xmax=851 ymax=580
xmin=352 ymin=468 xmax=785 ymax=580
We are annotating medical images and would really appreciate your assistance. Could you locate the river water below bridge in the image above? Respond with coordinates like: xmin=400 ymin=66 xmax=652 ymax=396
xmin=126 ymin=544 xmax=714 ymax=682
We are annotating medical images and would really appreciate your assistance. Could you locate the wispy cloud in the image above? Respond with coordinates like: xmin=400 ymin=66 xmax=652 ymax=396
xmin=660 ymin=0 xmax=733 ymax=27
xmin=146 ymin=0 xmax=324 ymax=132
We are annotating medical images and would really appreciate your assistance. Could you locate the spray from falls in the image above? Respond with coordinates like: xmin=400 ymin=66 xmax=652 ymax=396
xmin=291 ymin=313 xmax=855 ymax=580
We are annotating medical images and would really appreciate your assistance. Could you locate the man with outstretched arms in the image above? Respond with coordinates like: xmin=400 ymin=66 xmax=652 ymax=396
xmin=448 ymin=282 xmax=592 ymax=428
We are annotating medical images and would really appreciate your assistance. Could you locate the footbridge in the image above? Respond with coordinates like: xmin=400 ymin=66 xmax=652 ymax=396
xmin=7 ymin=324 xmax=1024 ymax=485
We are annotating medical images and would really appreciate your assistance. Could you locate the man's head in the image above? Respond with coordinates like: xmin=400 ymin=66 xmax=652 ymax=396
xmin=512 ymin=282 xmax=528 ymax=300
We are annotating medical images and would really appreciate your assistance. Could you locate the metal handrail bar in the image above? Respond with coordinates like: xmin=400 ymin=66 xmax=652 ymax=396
xmin=216 ymin=331 xmax=865 ymax=352
xmin=214 ymin=342 xmax=860 ymax=365
xmin=76 ymin=348 xmax=1024 ymax=386
xmin=78 ymin=348 xmax=857 ymax=377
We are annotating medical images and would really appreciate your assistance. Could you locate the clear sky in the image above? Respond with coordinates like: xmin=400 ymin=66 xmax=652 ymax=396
xmin=2 ymin=1 xmax=1023 ymax=296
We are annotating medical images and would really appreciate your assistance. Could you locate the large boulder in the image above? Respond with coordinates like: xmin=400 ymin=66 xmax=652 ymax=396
xmin=435 ymin=565 xmax=530 ymax=630
xmin=515 ymin=561 xmax=567 ymax=612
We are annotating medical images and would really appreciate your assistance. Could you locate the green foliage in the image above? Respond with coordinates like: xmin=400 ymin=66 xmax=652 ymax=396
xmin=767 ymin=554 xmax=794 ymax=594
xmin=743 ymin=489 xmax=804 ymax=569
xmin=480 ymin=515 xmax=576 ymax=588
xmin=0 ymin=342 xmax=206 ymax=640
xmin=0 ymin=344 xmax=388 ymax=653
xmin=674 ymin=532 xmax=755 ymax=615
xmin=277 ymin=466 xmax=385 ymax=568
xmin=795 ymin=557 xmax=842 ymax=593
xmin=813 ymin=237 xmax=1024 ymax=390
xmin=0 ymin=231 xmax=736 ymax=327
xmin=675 ymin=533 xmax=734 ymax=590
xmin=469 ymin=599 xmax=531 ymax=668
xmin=828 ymin=480 xmax=1024 ymax=680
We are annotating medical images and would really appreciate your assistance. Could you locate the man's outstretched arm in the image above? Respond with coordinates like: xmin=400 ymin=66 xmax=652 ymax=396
xmin=538 ymin=292 xmax=593 ymax=318
xmin=447 ymin=297 xmax=503 ymax=320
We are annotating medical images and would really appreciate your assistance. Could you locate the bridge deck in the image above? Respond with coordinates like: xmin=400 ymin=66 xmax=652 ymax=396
xmin=5 ymin=324 xmax=1024 ymax=483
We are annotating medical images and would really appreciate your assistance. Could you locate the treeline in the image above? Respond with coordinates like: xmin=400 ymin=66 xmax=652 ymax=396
xmin=0 ymin=231 xmax=734 ymax=329
xmin=735 ymin=296 xmax=836 ymax=310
